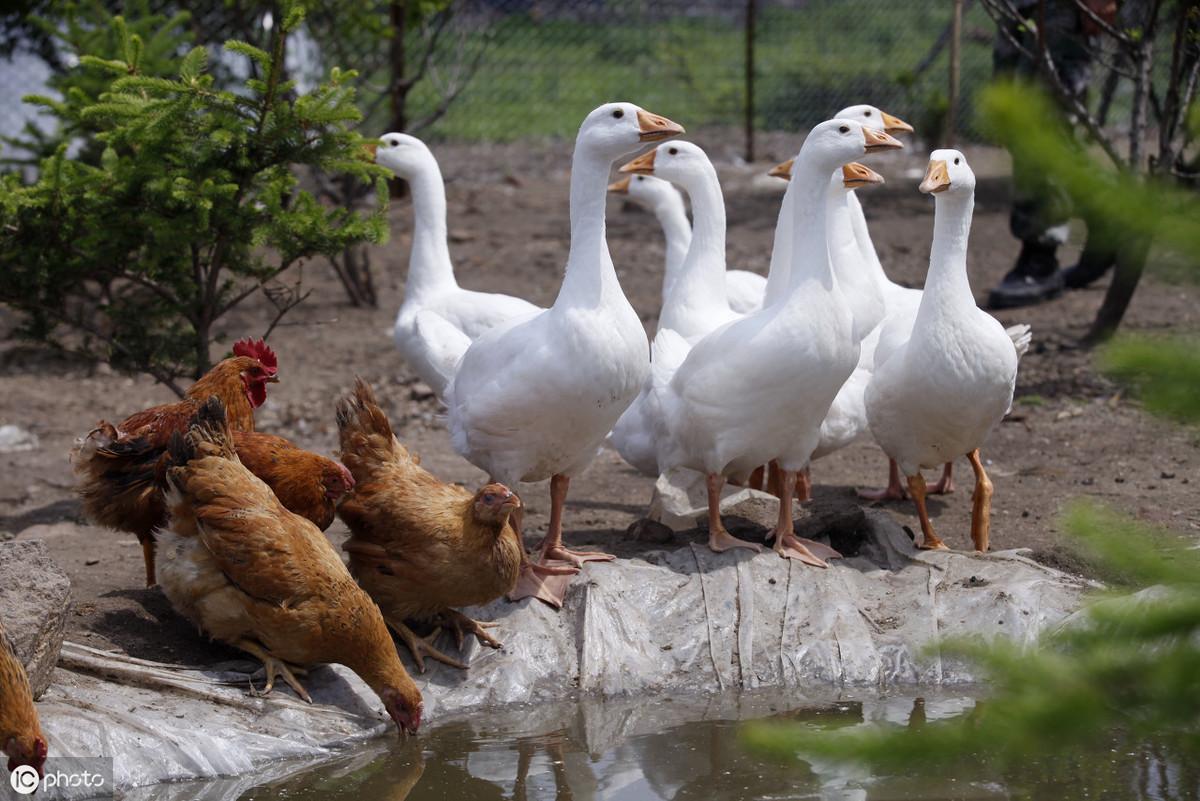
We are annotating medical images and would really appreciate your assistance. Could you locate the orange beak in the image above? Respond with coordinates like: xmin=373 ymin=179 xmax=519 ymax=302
xmin=768 ymin=158 xmax=794 ymax=181
xmin=842 ymin=162 xmax=884 ymax=188
xmin=879 ymin=110 xmax=914 ymax=134
xmin=608 ymin=176 xmax=632 ymax=194
xmin=636 ymin=109 xmax=684 ymax=142
xmin=619 ymin=149 xmax=657 ymax=175
xmin=919 ymin=159 xmax=951 ymax=194
xmin=863 ymin=127 xmax=903 ymax=153
xmin=363 ymin=141 xmax=378 ymax=160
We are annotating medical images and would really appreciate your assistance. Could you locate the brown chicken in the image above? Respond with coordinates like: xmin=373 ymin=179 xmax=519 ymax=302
xmin=230 ymin=431 xmax=355 ymax=531
xmin=74 ymin=337 xmax=278 ymax=586
xmin=157 ymin=397 xmax=423 ymax=734
xmin=335 ymin=379 xmax=523 ymax=672
xmin=1 ymin=621 xmax=47 ymax=780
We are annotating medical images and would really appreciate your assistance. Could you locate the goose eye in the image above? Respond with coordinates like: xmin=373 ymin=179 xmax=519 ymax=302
xmin=838 ymin=125 xmax=850 ymax=134
xmin=954 ymin=157 xmax=961 ymax=165
xmin=613 ymin=108 xmax=624 ymax=119
xmin=864 ymin=110 xmax=872 ymax=116
xmin=668 ymin=147 xmax=678 ymax=155
xmin=636 ymin=176 xmax=644 ymax=181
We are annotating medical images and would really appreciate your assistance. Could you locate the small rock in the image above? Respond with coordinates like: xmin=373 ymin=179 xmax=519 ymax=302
xmin=1115 ymin=476 xmax=1126 ymax=484
xmin=0 ymin=540 xmax=72 ymax=698
xmin=626 ymin=519 xmax=674 ymax=545
xmin=1161 ymin=471 xmax=1176 ymax=480
xmin=0 ymin=424 xmax=39 ymax=453
xmin=85 ymin=558 xmax=100 ymax=566
xmin=409 ymin=383 xmax=436 ymax=402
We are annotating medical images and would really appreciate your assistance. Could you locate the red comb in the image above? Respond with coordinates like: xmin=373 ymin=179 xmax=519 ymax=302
xmin=232 ymin=338 xmax=278 ymax=374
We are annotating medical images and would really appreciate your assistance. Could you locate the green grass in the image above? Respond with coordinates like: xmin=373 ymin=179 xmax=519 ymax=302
xmin=368 ymin=2 xmax=998 ymax=142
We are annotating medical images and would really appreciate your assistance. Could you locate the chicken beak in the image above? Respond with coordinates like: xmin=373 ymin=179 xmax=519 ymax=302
xmin=636 ymin=109 xmax=684 ymax=142
xmin=919 ymin=159 xmax=951 ymax=194
xmin=842 ymin=162 xmax=884 ymax=189
xmin=768 ymin=158 xmax=794 ymax=181
xmin=608 ymin=176 xmax=632 ymax=194
xmin=879 ymin=110 xmax=914 ymax=134
xmin=863 ymin=126 xmax=903 ymax=152
xmin=265 ymin=374 xmax=280 ymax=383
xmin=619 ymin=149 xmax=657 ymax=175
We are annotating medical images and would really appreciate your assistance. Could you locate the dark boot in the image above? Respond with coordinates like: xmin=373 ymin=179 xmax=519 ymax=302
xmin=987 ymin=241 xmax=1064 ymax=310
xmin=1062 ymin=237 xmax=1117 ymax=289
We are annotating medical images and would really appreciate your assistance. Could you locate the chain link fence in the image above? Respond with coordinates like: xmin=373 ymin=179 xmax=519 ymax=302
xmin=2 ymin=0 xmax=998 ymax=156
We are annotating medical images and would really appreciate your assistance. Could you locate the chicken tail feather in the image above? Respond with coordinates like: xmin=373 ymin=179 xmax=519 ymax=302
xmin=169 ymin=396 xmax=238 ymax=470
xmin=335 ymin=378 xmax=413 ymax=482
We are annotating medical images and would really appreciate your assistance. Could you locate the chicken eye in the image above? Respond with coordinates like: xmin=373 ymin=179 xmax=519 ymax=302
xmin=839 ymin=125 xmax=850 ymax=134
xmin=483 ymin=493 xmax=495 ymax=503
xmin=613 ymin=108 xmax=624 ymax=119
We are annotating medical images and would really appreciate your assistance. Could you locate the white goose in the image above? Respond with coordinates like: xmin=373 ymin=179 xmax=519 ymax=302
xmin=444 ymin=103 xmax=683 ymax=607
xmin=865 ymin=150 xmax=1023 ymax=552
xmin=651 ymin=120 xmax=902 ymax=563
xmin=375 ymin=133 xmax=542 ymax=399
xmin=608 ymin=140 xmax=741 ymax=477
xmin=609 ymin=174 xmax=766 ymax=315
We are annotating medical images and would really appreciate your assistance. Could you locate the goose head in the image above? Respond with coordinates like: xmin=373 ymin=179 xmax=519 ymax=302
xmin=607 ymin=172 xmax=679 ymax=212
xmin=767 ymin=158 xmax=883 ymax=191
xmin=800 ymin=118 xmax=902 ymax=175
xmin=577 ymin=102 xmax=684 ymax=161
xmin=834 ymin=104 xmax=914 ymax=135
xmin=373 ymin=132 xmax=436 ymax=180
xmin=617 ymin=140 xmax=713 ymax=192
xmin=920 ymin=149 xmax=975 ymax=196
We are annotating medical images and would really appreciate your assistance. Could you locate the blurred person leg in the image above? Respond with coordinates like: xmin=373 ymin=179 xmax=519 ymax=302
xmin=987 ymin=0 xmax=1100 ymax=309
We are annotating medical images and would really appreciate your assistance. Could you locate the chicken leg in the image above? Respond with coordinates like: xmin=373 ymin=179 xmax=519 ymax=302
xmin=967 ymin=449 xmax=993 ymax=552
xmin=906 ymin=473 xmax=947 ymax=550
xmin=138 ymin=534 xmax=158 ymax=588
xmin=858 ymin=458 xmax=908 ymax=501
xmin=386 ymin=618 xmax=468 ymax=672
xmin=768 ymin=468 xmax=840 ymax=566
xmin=705 ymin=473 xmax=763 ymax=553
xmin=236 ymin=639 xmax=312 ymax=703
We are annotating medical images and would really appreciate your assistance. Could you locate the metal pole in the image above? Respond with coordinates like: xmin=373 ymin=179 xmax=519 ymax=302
xmin=745 ymin=0 xmax=756 ymax=162
xmin=947 ymin=0 xmax=963 ymax=146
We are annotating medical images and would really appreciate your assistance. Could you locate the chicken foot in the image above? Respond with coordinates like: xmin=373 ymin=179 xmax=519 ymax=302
xmin=437 ymin=609 xmax=504 ymax=651
xmin=767 ymin=468 xmax=840 ymax=567
xmin=386 ymin=618 xmax=468 ymax=673
xmin=236 ymin=639 xmax=313 ymax=703
xmin=706 ymin=473 xmax=763 ymax=553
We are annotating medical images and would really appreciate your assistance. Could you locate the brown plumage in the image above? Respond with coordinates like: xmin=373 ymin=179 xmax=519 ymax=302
xmin=232 ymin=432 xmax=355 ymax=532
xmin=1 ymin=621 xmax=47 ymax=780
xmin=336 ymin=379 xmax=523 ymax=672
xmin=157 ymin=397 xmax=422 ymax=734
xmin=73 ymin=339 xmax=278 ymax=586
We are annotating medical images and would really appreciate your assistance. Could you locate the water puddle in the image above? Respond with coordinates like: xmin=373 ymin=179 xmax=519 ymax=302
xmin=138 ymin=689 xmax=1197 ymax=801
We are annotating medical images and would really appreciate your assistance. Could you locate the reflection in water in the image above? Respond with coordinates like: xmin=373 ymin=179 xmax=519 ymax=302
xmin=232 ymin=691 xmax=1198 ymax=801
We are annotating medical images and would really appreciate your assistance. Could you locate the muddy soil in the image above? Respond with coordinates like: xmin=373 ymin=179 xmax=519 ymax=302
xmin=1 ymin=134 xmax=1197 ymax=666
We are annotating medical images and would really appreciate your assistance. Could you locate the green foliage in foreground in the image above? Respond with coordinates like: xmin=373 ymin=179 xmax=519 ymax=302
xmin=0 ymin=2 xmax=388 ymax=391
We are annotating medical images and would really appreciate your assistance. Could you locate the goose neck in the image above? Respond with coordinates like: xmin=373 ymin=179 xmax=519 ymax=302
xmin=922 ymin=191 xmax=975 ymax=311
xmin=784 ymin=159 xmax=837 ymax=296
xmin=655 ymin=192 xmax=693 ymax=294
xmin=404 ymin=162 xmax=457 ymax=299
xmin=663 ymin=168 xmax=729 ymax=321
xmin=556 ymin=147 xmax=621 ymax=306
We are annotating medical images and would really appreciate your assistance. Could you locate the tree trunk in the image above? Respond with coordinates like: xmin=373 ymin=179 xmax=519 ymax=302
xmin=388 ymin=0 xmax=409 ymax=200
xmin=945 ymin=0 xmax=963 ymax=146
xmin=743 ymin=0 xmax=756 ymax=162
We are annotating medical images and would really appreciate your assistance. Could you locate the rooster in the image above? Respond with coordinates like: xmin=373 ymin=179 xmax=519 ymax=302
xmin=336 ymin=379 xmax=522 ymax=672
xmin=1 ymin=621 xmax=47 ymax=781
xmin=73 ymin=339 xmax=350 ymax=587
xmin=157 ymin=397 xmax=423 ymax=734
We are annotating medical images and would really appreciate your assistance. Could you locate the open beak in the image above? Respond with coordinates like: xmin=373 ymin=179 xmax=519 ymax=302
xmin=879 ymin=110 xmax=914 ymax=134
xmin=619 ymin=149 xmax=657 ymax=175
xmin=919 ymin=159 xmax=951 ymax=194
xmin=768 ymin=158 xmax=794 ymax=181
xmin=265 ymin=374 xmax=280 ymax=383
xmin=608 ymin=176 xmax=631 ymax=194
xmin=636 ymin=109 xmax=684 ymax=142
xmin=842 ymin=162 xmax=884 ymax=189
xmin=500 ymin=493 xmax=522 ymax=511
xmin=863 ymin=127 xmax=903 ymax=153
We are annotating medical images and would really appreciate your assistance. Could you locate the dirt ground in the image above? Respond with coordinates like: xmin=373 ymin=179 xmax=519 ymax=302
xmin=2 ymin=132 xmax=1198 ymax=666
